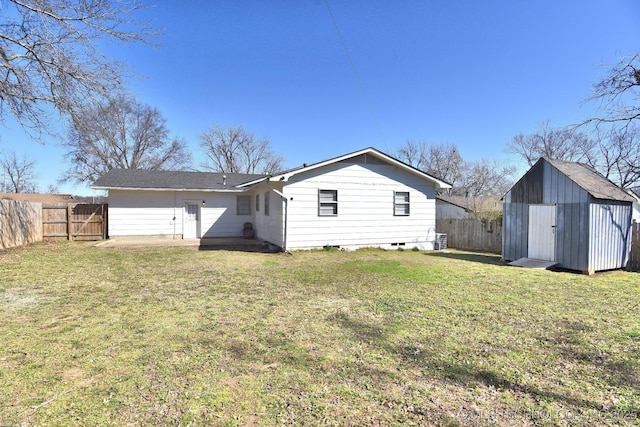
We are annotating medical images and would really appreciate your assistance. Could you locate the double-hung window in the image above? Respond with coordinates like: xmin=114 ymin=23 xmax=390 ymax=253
xmin=237 ymin=195 xmax=251 ymax=215
xmin=394 ymin=191 xmax=410 ymax=216
xmin=264 ymin=192 xmax=270 ymax=216
xmin=319 ymin=189 xmax=338 ymax=216
xmin=255 ymin=194 xmax=260 ymax=212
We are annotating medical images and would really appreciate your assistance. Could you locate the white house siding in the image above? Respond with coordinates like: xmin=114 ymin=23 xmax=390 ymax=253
xmin=108 ymin=190 xmax=182 ymax=237
xmin=282 ymin=162 xmax=437 ymax=250
xmin=200 ymin=192 xmax=255 ymax=238
xmin=108 ymin=189 xmax=255 ymax=238
xmin=251 ymin=182 xmax=285 ymax=247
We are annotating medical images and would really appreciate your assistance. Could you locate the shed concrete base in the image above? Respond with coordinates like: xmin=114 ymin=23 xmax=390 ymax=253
xmin=509 ymin=257 xmax=558 ymax=270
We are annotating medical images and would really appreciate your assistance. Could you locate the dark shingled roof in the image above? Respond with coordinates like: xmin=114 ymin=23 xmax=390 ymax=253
xmin=545 ymin=158 xmax=635 ymax=202
xmin=92 ymin=169 xmax=267 ymax=191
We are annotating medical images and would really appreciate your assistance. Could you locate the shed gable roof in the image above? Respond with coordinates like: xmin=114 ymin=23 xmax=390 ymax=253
xmin=544 ymin=158 xmax=634 ymax=202
xmin=92 ymin=169 xmax=266 ymax=191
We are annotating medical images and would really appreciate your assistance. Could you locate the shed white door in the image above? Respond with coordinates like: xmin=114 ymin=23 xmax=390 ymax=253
xmin=528 ymin=204 xmax=556 ymax=261
xmin=184 ymin=202 xmax=200 ymax=239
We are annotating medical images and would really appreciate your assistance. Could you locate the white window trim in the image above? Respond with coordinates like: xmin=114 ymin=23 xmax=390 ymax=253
xmin=394 ymin=191 xmax=410 ymax=216
xmin=237 ymin=195 xmax=251 ymax=215
xmin=319 ymin=189 xmax=338 ymax=216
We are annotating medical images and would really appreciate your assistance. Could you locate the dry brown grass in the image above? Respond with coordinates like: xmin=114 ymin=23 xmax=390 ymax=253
xmin=0 ymin=242 xmax=638 ymax=426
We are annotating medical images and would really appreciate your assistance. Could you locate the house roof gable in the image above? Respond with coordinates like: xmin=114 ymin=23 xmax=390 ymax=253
xmin=92 ymin=169 xmax=267 ymax=191
xmin=92 ymin=148 xmax=452 ymax=192
xmin=240 ymin=147 xmax=452 ymax=189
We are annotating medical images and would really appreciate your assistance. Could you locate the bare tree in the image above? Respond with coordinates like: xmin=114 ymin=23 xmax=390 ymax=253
xmin=582 ymin=126 xmax=640 ymax=190
xmin=584 ymin=52 xmax=640 ymax=128
xmin=508 ymin=121 xmax=640 ymax=190
xmin=397 ymin=140 xmax=515 ymax=197
xmin=199 ymin=125 xmax=285 ymax=174
xmin=506 ymin=121 xmax=593 ymax=167
xmin=0 ymin=0 xmax=155 ymax=138
xmin=458 ymin=158 xmax=516 ymax=198
xmin=1 ymin=151 xmax=38 ymax=193
xmin=63 ymin=95 xmax=191 ymax=183
xmin=397 ymin=140 xmax=463 ymax=187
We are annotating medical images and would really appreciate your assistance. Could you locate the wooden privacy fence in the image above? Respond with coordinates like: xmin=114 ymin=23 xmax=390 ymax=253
xmin=436 ymin=218 xmax=502 ymax=254
xmin=629 ymin=222 xmax=640 ymax=272
xmin=0 ymin=199 xmax=42 ymax=249
xmin=42 ymin=203 xmax=108 ymax=241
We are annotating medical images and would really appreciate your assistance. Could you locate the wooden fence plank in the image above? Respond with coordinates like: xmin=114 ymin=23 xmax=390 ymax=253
xmin=436 ymin=218 xmax=502 ymax=254
xmin=629 ymin=222 xmax=640 ymax=272
xmin=42 ymin=203 xmax=108 ymax=241
xmin=0 ymin=199 xmax=42 ymax=249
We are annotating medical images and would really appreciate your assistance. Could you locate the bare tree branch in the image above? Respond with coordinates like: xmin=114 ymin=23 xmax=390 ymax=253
xmin=198 ymin=125 xmax=285 ymax=174
xmin=0 ymin=0 xmax=156 ymax=140
xmin=505 ymin=121 xmax=592 ymax=167
xmin=397 ymin=140 xmax=515 ymax=197
xmin=581 ymin=52 xmax=640 ymax=129
xmin=63 ymin=94 xmax=192 ymax=184
xmin=1 ymin=151 xmax=38 ymax=192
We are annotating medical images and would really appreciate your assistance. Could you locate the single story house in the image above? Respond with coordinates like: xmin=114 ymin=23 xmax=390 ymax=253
xmin=502 ymin=157 xmax=635 ymax=273
xmin=92 ymin=147 xmax=451 ymax=251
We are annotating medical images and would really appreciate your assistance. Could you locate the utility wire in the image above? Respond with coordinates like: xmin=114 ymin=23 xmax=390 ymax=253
xmin=324 ymin=0 xmax=386 ymax=145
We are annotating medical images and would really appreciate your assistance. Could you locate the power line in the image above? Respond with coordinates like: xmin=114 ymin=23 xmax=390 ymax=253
xmin=324 ymin=0 xmax=386 ymax=145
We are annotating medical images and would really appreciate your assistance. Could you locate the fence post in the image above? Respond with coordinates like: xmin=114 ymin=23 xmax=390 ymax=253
xmin=67 ymin=204 xmax=73 ymax=241
xmin=629 ymin=221 xmax=639 ymax=272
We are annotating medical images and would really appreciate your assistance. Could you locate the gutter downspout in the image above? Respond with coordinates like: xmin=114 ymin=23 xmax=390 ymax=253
xmin=266 ymin=179 xmax=288 ymax=252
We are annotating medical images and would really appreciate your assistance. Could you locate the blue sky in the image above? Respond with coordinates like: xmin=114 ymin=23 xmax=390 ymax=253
xmin=2 ymin=0 xmax=639 ymax=195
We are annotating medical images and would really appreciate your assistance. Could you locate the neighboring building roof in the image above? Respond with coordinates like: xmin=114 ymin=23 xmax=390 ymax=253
xmin=240 ymin=147 xmax=452 ymax=190
xmin=92 ymin=169 xmax=267 ymax=191
xmin=0 ymin=192 xmax=75 ymax=203
xmin=436 ymin=195 xmax=502 ymax=212
xmin=436 ymin=196 xmax=469 ymax=211
xmin=545 ymin=158 xmax=635 ymax=202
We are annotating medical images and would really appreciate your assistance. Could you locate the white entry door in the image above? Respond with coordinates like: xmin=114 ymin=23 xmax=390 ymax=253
xmin=528 ymin=204 xmax=556 ymax=261
xmin=184 ymin=202 xmax=200 ymax=239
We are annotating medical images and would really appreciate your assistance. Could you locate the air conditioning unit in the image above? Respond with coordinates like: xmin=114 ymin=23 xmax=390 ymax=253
xmin=435 ymin=233 xmax=447 ymax=250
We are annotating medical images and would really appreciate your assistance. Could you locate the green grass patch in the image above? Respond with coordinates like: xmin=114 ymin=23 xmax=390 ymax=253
xmin=0 ymin=242 xmax=639 ymax=426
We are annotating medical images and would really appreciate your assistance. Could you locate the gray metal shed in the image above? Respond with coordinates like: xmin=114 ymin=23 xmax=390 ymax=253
xmin=502 ymin=158 xmax=634 ymax=273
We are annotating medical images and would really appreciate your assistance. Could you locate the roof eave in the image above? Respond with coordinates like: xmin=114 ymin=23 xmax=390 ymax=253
xmin=91 ymin=185 xmax=248 ymax=192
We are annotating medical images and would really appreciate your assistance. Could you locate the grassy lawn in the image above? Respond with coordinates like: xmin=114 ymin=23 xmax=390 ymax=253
xmin=0 ymin=242 xmax=639 ymax=426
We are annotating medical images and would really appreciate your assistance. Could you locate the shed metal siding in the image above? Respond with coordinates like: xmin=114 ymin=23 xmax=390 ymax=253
xmin=502 ymin=201 xmax=528 ymax=261
xmin=543 ymin=161 xmax=589 ymax=205
xmin=556 ymin=202 xmax=589 ymax=271
xmin=544 ymin=161 xmax=591 ymax=270
xmin=510 ymin=160 xmax=544 ymax=204
xmin=588 ymin=200 xmax=632 ymax=272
